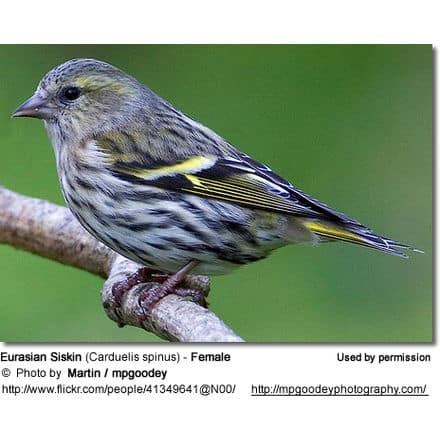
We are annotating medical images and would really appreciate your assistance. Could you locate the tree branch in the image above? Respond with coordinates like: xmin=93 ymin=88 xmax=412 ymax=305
xmin=0 ymin=185 xmax=243 ymax=342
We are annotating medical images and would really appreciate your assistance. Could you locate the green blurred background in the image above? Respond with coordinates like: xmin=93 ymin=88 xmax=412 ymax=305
xmin=0 ymin=45 xmax=432 ymax=342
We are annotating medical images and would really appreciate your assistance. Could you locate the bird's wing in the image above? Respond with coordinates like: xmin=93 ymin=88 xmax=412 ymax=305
xmin=109 ymin=148 xmax=362 ymax=225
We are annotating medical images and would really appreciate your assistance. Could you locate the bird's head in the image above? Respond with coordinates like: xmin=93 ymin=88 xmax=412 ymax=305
xmin=13 ymin=58 xmax=144 ymax=143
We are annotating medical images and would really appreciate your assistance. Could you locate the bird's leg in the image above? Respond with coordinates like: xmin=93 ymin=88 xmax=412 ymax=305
xmin=111 ymin=267 xmax=158 ymax=308
xmin=137 ymin=260 xmax=206 ymax=319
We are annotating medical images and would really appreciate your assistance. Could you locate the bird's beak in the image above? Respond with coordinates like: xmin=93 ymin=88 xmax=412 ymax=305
xmin=12 ymin=93 xmax=54 ymax=119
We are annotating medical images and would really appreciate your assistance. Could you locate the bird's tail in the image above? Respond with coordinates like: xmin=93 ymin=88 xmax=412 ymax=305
xmin=302 ymin=220 xmax=423 ymax=258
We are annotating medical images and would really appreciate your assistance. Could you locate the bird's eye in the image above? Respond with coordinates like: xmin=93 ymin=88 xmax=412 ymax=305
xmin=62 ymin=86 xmax=81 ymax=101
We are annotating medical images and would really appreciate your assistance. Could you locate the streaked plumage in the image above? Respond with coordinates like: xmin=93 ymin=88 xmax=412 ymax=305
xmin=13 ymin=58 xmax=420 ymax=276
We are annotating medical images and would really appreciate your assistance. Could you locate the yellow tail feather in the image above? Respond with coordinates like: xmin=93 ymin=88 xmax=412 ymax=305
xmin=303 ymin=221 xmax=408 ymax=257
xmin=305 ymin=221 xmax=368 ymax=245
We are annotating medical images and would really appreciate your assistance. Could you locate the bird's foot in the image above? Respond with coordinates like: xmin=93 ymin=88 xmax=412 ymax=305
xmin=137 ymin=285 xmax=208 ymax=319
xmin=136 ymin=260 xmax=207 ymax=322
xmin=111 ymin=267 xmax=160 ymax=308
xmin=110 ymin=261 xmax=207 ymax=325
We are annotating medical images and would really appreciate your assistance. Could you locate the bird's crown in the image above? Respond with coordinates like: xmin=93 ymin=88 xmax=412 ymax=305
xmin=39 ymin=58 xmax=136 ymax=94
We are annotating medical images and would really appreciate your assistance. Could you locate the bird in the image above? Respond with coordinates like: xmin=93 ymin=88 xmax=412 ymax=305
xmin=12 ymin=58 xmax=420 ymax=307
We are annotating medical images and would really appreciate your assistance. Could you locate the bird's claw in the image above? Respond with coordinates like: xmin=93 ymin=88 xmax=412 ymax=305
xmin=111 ymin=267 xmax=156 ymax=308
xmin=137 ymin=284 xmax=208 ymax=323
xmin=110 ymin=265 xmax=208 ymax=325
